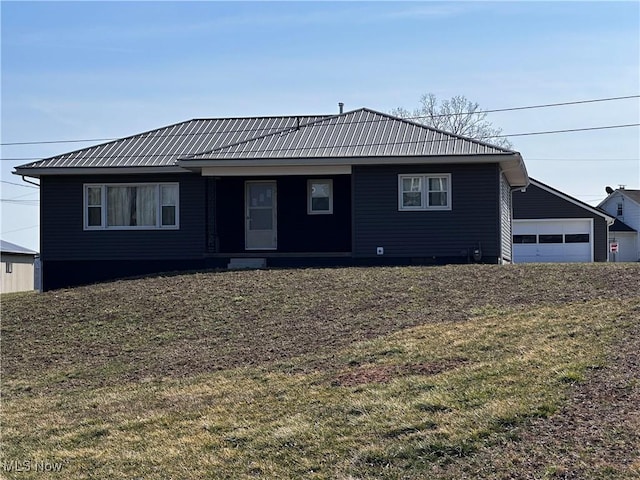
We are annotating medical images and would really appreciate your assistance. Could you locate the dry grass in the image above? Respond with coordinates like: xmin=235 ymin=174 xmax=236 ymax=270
xmin=1 ymin=264 xmax=639 ymax=479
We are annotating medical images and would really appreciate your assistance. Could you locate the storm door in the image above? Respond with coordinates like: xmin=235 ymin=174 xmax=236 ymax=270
xmin=245 ymin=181 xmax=277 ymax=250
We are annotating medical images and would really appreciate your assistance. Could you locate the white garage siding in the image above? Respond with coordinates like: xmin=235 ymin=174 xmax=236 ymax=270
xmin=513 ymin=219 xmax=594 ymax=263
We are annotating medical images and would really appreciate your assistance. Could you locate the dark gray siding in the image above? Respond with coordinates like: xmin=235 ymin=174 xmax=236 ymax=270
xmin=40 ymin=173 xmax=207 ymax=261
xmin=499 ymin=172 xmax=512 ymax=262
xmin=215 ymin=175 xmax=351 ymax=253
xmin=353 ymin=164 xmax=502 ymax=262
xmin=512 ymin=183 xmax=609 ymax=262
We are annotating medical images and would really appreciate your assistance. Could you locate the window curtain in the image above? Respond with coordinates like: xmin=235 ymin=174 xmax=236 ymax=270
xmin=428 ymin=177 xmax=448 ymax=206
xmin=107 ymin=187 xmax=133 ymax=226
xmin=107 ymin=186 xmax=157 ymax=226
xmin=136 ymin=186 xmax=156 ymax=226
xmin=402 ymin=177 xmax=422 ymax=207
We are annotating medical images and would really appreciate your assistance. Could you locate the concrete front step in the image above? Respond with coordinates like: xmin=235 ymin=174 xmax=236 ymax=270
xmin=227 ymin=258 xmax=267 ymax=270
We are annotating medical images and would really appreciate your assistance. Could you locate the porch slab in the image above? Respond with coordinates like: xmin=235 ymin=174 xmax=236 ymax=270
xmin=227 ymin=258 xmax=267 ymax=270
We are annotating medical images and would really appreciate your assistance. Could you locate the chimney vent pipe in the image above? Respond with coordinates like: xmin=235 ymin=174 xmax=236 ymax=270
xmin=338 ymin=102 xmax=344 ymax=114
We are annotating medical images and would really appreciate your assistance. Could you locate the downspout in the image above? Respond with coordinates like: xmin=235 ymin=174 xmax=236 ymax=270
xmin=21 ymin=175 xmax=40 ymax=187
xmin=606 ymin=215 xmax=614 ymax=262
xmin=508 ymin=184 xmax=527 ymax=264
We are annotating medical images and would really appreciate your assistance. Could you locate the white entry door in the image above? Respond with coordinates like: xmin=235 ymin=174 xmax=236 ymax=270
xmin=245 ymin=181 xmax=277 ymax=250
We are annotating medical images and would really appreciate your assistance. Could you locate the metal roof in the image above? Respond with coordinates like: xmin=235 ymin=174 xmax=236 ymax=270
xmin=0 ymin=240 xmax=38 ymax=255
xmin=16 ymin=115 xmax=329 ymax=170
xmin=183 ymin=108 xmax=513 ymax=161
xmin=14 ymin=108 xmax=527 ymax=185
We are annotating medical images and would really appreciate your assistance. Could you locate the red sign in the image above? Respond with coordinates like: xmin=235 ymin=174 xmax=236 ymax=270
xmin=610 ymin=243 xmax=619 ymax=253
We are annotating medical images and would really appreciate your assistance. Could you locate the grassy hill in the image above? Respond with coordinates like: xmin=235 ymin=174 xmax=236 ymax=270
xmin=2 ymin=264 xmax=639 ymax=479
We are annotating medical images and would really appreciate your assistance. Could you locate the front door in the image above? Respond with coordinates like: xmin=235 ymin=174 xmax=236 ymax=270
xmin=245 ymin=181 xmax=277 ymax=250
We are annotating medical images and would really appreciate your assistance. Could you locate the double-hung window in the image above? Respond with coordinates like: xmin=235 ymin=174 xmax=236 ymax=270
xmin=398 ymin=174 xmax=451 ymax=211
xmin=84 ymin=183 xmax=179 ymax=230
xmin=308 ymin=179 xmax=333 ymax=214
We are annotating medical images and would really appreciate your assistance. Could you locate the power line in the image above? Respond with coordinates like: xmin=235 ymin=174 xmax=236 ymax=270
xmin=1 ymin=158 xmax=42 ymax=162
xmin=2 ymin=137 xmax=116 ymax=146
xmin=0 ymin=199 xmax=39 ymax=205
xmin=492 ymin=123 xmax=640 ymax=138
xmin=406 ymin=94 xmax=640 ymax=119
xmin=0 ymin=123 xmax=638 ymax=163
xmin=4 ymin=157 xmax=636 ymax=162
xmin=2 ymin=190 xmax=39 ymax=200
xmin=1 ymin=180 xmax=40 ymax=188
xmin=1 ymin=225 xmax=39 ymax=234
xmin=527 ymin=158 xmax=640 ymax=162
xmin=1 ymin=94 xmax=638 ymax=147
xmin=4 ymin=122 xmax=638 ymax=163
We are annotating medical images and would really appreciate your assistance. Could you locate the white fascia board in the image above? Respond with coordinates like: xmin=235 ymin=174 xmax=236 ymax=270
xmin=13 ymin=166 xmax=189 ymax=178
xmin=182 ymin=153 xmax=528 ymax=186
xmin=202 ymin=165 xmax=352 ymax=176
xmin=181 ymin=153 xmax=511 ymax=167
xmin=530 ymin=179 xmax=614 ymax=223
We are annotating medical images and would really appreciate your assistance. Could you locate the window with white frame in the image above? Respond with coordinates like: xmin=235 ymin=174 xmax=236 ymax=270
xmin=84 ymin=183 xmax=179 ymax=229
xmin=308 ymin=179 xmax=333 ymax=214
xmin=398 ymin=174 xmax=451 ymax=211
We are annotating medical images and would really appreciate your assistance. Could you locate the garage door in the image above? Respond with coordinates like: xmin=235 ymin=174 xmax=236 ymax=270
xmin=513 ymin=219 xmax=593 ymax=263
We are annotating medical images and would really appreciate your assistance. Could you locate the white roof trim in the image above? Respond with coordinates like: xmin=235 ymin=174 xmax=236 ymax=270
xmin=180 ymin=153 xmax=527 ymax=186
xmin=202 ymin=165 xmax=351 ymax=176
xmin=13 ymin=166 xmax=190 ymax=178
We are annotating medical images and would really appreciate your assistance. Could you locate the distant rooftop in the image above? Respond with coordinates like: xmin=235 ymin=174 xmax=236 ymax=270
xmin=610 ymin=218 xmax=636 ymax=232
xmin=0 ymin=240 xmax=38 ymax=255
xmin=618 ymin=189 xmax=640 ymax=204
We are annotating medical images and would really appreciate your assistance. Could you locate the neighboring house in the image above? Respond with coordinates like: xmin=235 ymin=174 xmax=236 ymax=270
xmin=14 ymin=108 xmax=528 ymax=291
xmin=598 ymin=187 xmax=640 ymax=262
xmin=512 ymin=178 xmax=613 ymax=263
xmin=1 ymin=240 xmax=38 ymax=293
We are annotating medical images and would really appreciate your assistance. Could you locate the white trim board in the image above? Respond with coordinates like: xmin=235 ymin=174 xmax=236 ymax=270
xmin=202 ymin=165 xmax=351 ymax=176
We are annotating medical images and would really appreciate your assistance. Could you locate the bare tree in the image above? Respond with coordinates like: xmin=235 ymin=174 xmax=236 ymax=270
xmin=391 ymin=93 xmax=513 ymax=149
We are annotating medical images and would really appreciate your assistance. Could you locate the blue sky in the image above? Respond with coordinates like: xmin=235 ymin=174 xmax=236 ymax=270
xmin=2 ymin=1 xmax=639 ymax=251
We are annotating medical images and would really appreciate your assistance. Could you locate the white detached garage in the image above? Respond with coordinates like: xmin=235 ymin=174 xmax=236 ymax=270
xmin=513 ymin=218 xmax=593 ymax=263
xmin=512 ymin=179 xmax=613 ymax=263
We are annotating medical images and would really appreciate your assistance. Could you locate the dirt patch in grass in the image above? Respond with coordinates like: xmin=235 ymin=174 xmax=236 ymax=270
xmin=2 ymin=264 xmax=638 ymax=398
xmin=1 ymin=264 xmax=639 ymax=479
xmin=334 ymin=359 xmax=467 ymax=386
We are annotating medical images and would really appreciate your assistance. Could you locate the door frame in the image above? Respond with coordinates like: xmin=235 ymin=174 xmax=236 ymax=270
xmin=245 ymin=180 xmax=277 ymax=250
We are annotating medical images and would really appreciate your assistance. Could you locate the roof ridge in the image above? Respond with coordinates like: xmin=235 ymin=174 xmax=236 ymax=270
xmin=190 ymin=113 xmax=331 ymax=122
xmin=183 ymin=107 xmax=516 ymax=160
xmin=598 ymin=188 xmax=640 ymax=208
xmin=359 ymin=107 xmax=516 ymax=154
xmin=181 ymin=111 xmax=353 ymax=159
